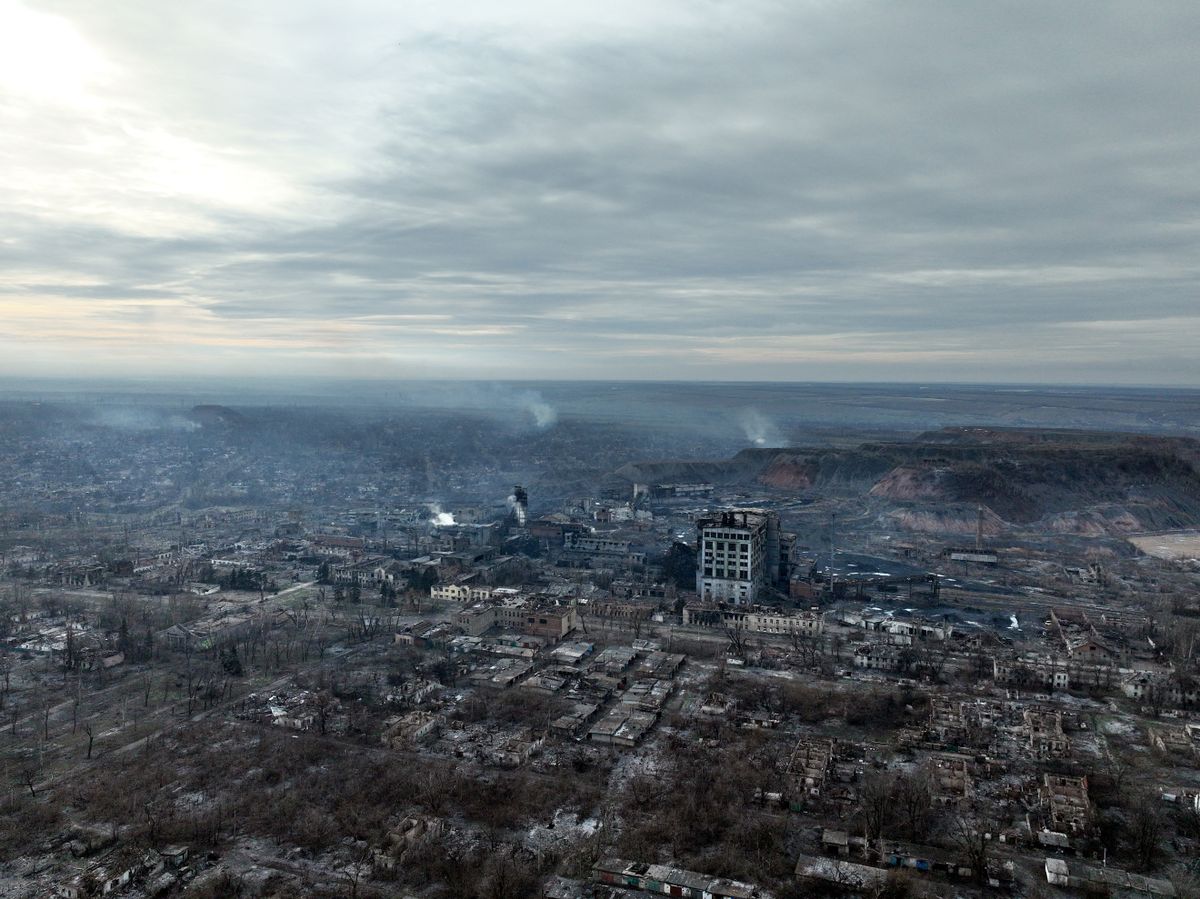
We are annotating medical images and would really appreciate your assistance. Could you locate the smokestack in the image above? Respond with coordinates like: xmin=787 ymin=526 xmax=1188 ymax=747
xmin=766 ymin=511 xmax=781 ymax=588
xmin=513 ymin=485 xmax=528 ymax=527
xmin=976 ymin=505 xmax=983 ymax=551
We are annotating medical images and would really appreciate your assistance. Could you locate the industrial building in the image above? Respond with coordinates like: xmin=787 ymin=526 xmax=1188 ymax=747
xmin=695 ymin=509 xmax=781 ymax=605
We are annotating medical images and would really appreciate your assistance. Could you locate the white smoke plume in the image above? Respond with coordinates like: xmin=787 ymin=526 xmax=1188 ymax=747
xmin=738 ymin=408 xmax=783 ymax=447
xmin=383 ymin=383 xmax=559 ymax=431
xmin=517 ymin=390 xmax=557 ymax=429
xmin=427 ymin=504 xmax=456 ymax=527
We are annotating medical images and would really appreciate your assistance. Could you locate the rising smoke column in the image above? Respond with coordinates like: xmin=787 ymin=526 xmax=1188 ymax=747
xmin=517 ymin=391 xmax=557 ymax=429
xmin=738 ymin=408 xmax=783 ymax=446
xmin=427 ymin=504 xmax=456 ymax=527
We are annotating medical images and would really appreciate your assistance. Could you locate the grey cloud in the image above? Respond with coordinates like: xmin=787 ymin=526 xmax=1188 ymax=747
xmin=5 ymin=0 xmax=1200 ymax=383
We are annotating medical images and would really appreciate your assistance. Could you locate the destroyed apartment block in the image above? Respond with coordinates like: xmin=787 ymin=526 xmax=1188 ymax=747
xmin=482 ymin=731 xmax=544 ymax=768
xmin=58 ymin=563 xmax=107 ymax=588
xmin=1023 ymin=708 xmax=1071 ymax=757
xmin=1149 ymin=721 xmax=1200 ymax=759
xmin=694 ymin=687 xmax=781 ymax=728
xmin=309 ymin=534 xmax=366 ymax=559
xmin=837 ymin=609 xmax=952 ymax=643
xmin=264 ymin=691 xmax=344 ymax=733
xmin=853 ymin=642 xmax=906 ymax=672
xmin=699 ymin=692 xmax=735 ymax=718
xmin=925 ymin=698 xmax=1007 ymax=747
xmin=739 ymin=709 xmax=783 ymax=729
xmin=782 ymin=737 xmax=835 ymax=806
xmin=455 ymin=597 xmax=579 ymax=640
xmin=1050 ymin=608 xmax=1126 ymax=663
xmin=992 ymin=652 xmax=1120 ymax=692
xmin=586 ymin=599 xmax=658 ymax=621
xmin=1035 ymin=773 xmax=1093 ymax=848
xmin=1122 ymin=669 xmax=1200 ymax=708
xmin=162 ymin=611 xmax=259 ymax=652
xmin=383 ymin=678 xmax=441 ymax=707
xmin=430 ymin=581 xmax=497 ymax=602
xmin=330 ymin=557 xmax=386 ymax=585
xmin=928 ymin=752 xmax=973 ymax=801
xmin=562 ymin=531 xmax=645 ymax=567
xmin=372 ymin=816 xmax=448 ymax=871
xmin=682 ymin=604 xmax=824 ymax=638
xmin=381 ymin=710 xmax=445 ymax=748
xmin=57 ymin=844 xmax=191 ymax=899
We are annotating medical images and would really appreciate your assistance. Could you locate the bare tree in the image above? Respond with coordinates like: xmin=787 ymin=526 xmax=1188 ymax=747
xmin=0 ymin=654 xmax=10 ymax=711
xmin=338 ymin=843 xmax=373 ymax=899
xmin=857 ymin=771 xmax=896 ymax=852
xmin=947 ymin=814 xmax=993 ymax=885
xmin=414 ymin=765 xmax=453 ymax=816
xmin=21 ymin=767 xmax=39 ymax=798
xmin=1126 ymin=793 xmax=1165 ymax=872
xmin=313 ymin=690 xmax=335 ymax=736
xmin=894 ymin=767 xmax=935 ymax=841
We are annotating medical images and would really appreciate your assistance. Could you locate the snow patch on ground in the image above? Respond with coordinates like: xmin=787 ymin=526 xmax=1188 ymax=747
xmin=1102 ymin=718 xmax=1137 ymax=737
xmin=524 ymin=810 xmax=604 ymax=852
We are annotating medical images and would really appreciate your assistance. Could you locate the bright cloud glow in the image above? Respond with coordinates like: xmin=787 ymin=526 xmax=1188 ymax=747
xmin=0 ymin=1 xmax=109 ymax=106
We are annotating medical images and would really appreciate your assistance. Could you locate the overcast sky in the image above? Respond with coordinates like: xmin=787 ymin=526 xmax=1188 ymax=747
xmin=2 ymin=1 xmax=1198 ymax=384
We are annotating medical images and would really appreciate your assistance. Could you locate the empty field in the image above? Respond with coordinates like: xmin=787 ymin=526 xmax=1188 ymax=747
xmin=1129 ymin=531 xmax=1200 ymax=560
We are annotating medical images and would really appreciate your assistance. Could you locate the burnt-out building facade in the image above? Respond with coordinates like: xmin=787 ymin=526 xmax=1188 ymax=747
xmin=696 ymin=509 xmax=781 ymax=605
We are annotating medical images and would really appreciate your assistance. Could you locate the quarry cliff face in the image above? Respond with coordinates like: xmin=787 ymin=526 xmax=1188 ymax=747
xmin=758 ymin=457 xmax=814 ymax=490
xmin=883 ymin=507 xmax=1000 ymax=537
xmin=868 ymin=466 xmax=947 ymax=502
xmin=613 ymin=430 xmax=1200 ymax=538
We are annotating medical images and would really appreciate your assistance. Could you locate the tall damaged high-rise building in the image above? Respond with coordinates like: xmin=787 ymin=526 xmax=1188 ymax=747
xmin=512 ymin=485 xmax=529 ymax=527
xmin=696 ymin=509 xmax=782 ymax=604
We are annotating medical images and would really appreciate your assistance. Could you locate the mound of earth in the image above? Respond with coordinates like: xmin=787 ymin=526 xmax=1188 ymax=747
xmin=612 ymin=430 xmax=1200 ymax=536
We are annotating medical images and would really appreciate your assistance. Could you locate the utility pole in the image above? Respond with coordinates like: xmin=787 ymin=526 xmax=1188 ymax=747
xmin=827 ymin=512 xmax=837 ymax=595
